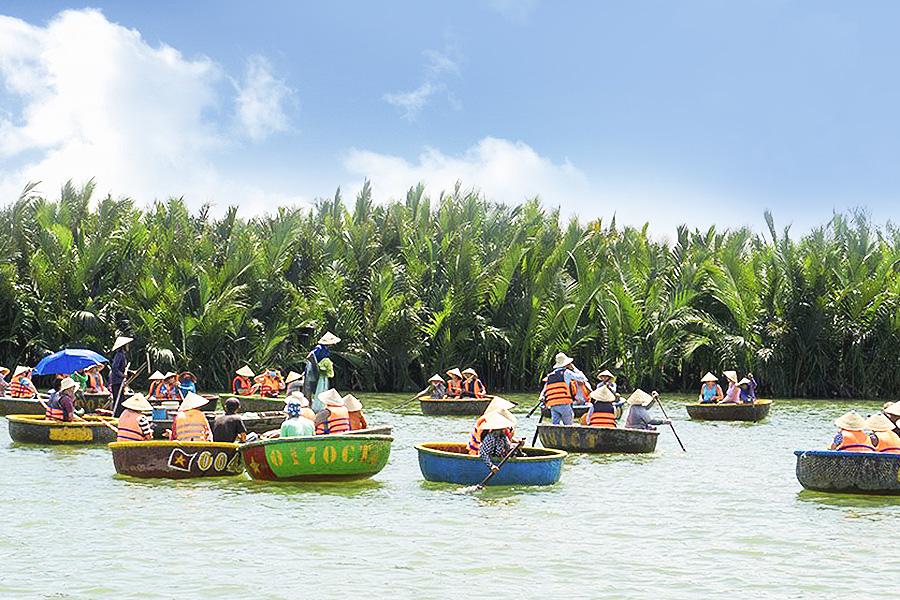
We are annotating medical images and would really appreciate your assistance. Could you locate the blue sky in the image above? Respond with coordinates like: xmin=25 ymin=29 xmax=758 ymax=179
xmin=2 ymin=1 xmax=899 ymax=233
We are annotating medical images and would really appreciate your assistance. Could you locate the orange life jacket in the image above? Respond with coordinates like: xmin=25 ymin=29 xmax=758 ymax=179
xmin=467 ymin=415 xmax=488 ymax=455
xmin=171 ymin=409 xmax=211 ymax=441
xmin=447 ymin=379 xmax=463 ymax=397
xmin=316 ymin=405 xmax=351 ymax=435
xmin=587 ymin=402 xmax=617 ymax=428
xmin=835 ymin=429 xmax=875 ymax=452
xmin=45 ymin=395 xmax=65 ymax=421
xmin=543 ymin=369 xmax=573 ymax=407
xmin=117 ymin=409 xmax=151 ymax=442
xmin=301 ymin=407 xmax=316 ymax=421
xmin=873 ymin=430 xmax=900 ymax=454
xmin=232 ymin=376 xmax=252 ymax=396
xmin=86 ymin=372 xmax=106 ymax=392
xmin=9 ymin=375 xmax=36 ymax=398
xmin=349 ymin=410 xmax=368 ymax=431
xmin=256 ymin=375 xmax=281 ymax=397
xmin=570 ymin=380 xmax=590 ymax=402
xmin=157 ymin=383 xmax=181 ymax=401
xmin=148 ymin=380 xmax=162 ymax=398
xmin=461 ymin=378 xmax=485 ymax=398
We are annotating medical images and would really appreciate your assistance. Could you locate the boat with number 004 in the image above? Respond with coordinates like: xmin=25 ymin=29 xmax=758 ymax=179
xmin=685 ymin=400 xmax=772 ymax=422
xmin=794 ymin=450 xmax=900 ymax=495
xmin=7 ymin=414 xmax=118 ymax=444
xmin=109 ymin=441 xmax=244 ymax=479
xmin=240 ymin=434 xmax=393 ymax=482
xmin=415 ymin=442 xmax=567 ymax=486
xmin=419 ymin=398 xmax=492 ymax=416
xmin=537 ymin=423 xmax=659 ymax=454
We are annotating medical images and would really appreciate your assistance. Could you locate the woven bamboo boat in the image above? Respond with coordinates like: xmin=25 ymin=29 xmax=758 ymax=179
xmin=109 ymin=441 xmax=244 ymax=479
xmin=416 ymin=442 xmax=566 ymax=486
xmin=241 ymin=435 xmax=393 ymax=482
xmin=151 ymin=410 xmax=287 ymax=439
xmin=0 ymin=396 xmax=45 ymax=416
xmin=79 ymin=392 xmax=113 ymax=413
xmin=537 ymin=423 xmax=658 ymax=454
xmin=419 ymin=398 xmax=492 ymax=416
xmin=685 ymin=399 xmax=772 ymax=422
xmin=7 ymin=414 xmax=117 ymax=444
xmin=228 ymin=395 xmax=285 ymax=413
xmin=794 ymin=450 xmax=900 ymax=495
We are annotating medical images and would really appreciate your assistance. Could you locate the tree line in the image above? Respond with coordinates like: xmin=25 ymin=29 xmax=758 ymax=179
xmin=1 ymin=179 xmax=898 ymax=398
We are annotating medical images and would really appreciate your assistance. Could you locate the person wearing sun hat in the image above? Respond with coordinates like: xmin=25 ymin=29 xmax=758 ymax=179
xmin=460 ymin=368 xmax=487 ymax=399
xmin=156 ymin=372 xmax=183 ymax=402
xmin=232 ymin=365 xmax=256 ymax=396
xmin=466 ymin=397 xmax=517 ymax=455
xmin=829 ymin=412 xmax=875 ymax=452
xmin=596 ymin=369 xmax=617 ymax=394
xmin=9 ymin=366 xmax=38 ymax=398
xmin=625 ymin=389 xmax=671 ymax=431
xmin=415 ymin=374 xmax=447 ymax=400
xmin=864 ymin=414 xmax=900 ymax=453
xmin=478 ymin=408 xmax=520 ymax=471
xmin=720 ymin=371 xmax=740 ymax=404
xmin=109 ymin=335 xmax=133 ymax=416
xmin=699 ymin=372 xmax=723 ymax=404
xmin=314 ymin=388 xmax=351 ymax=435
xmin=147 ymin=370 xmax=165 ymax=398
xmin=284 ymin=371 xmax=304 ymax=396
xmin=445 ymin=368 xmax=464 ymax=398
xmin=342 ymin=394 xmax=368 ymax=430
xmin=84 ymin=362 xmax=108 ymax=394
xmin=539 ymin=352 xmax=578 ymax=425
xmin=281 ymin=393 xmax=316 ymax=438
xmin=168 ymin=392 xmax=213 ymax=441
xmin=178 ymin=371 xmax=197 ymax=397
xmin=585 ymin=386 xmax=623 ymax=428
xmin=43 ymin=377 xmax=81 ymax=422
xmin=116 ymin=393 xmax=154 ymax=441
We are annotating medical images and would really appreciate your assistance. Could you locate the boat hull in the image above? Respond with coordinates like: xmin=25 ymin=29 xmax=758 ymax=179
xmin=416 ymin=442 xmax=566 ymax=486
xmin=794 ymin=449 xmax=900 ymax=495
xmin=686 ymin=400 xmax=772 ymax=422
xmin=110 ymin=441 xmax=243 ymax=479
xmin=420 ymin=398 xmax=491 ymax=416
xmin=7 ymin=414 xmax=117 ymax=444
xmin=537 ymin=424 xmax=658 ymax=453
xmin=240 ymin=435 xmax=393 ymax=482
xmin=228 ymin=395 xmax=286 ymax=413
xmin=0 ymin=397 xmax=44 ymax=416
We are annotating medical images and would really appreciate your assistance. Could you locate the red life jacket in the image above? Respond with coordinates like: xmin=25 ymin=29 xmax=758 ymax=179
xmin=316 ymin=405 xmax=351 ymax=435
xmin=447 ymin=379 xmax=462 ymax=397
xmin=86 ymin=372 xmax=106 ymax=392
xmin=117 ymin=409 xmax=150 ymax=441
xmin=873 ymin=430 xmax=900 ymax=454
xmin=835 ymin=429 xmax=875 ymax=452
xmin=587 ymin=401 xmax=617 ymax=428
xmin=147 ymin=380 xmax=162 ymax=398
xmin=9 ymin=375 xmax=36 ymax=398
xmin=171 ymin=409 xmax=211 ymax=441
xmin=461 ymin=378 xmax=485 ymax=398
xmin=570 ymin=380 xmax=591 ymax=402
xmin=543 ymin=369 xmax=573 ymax=408
xmin=232 ymin=376 xmax=252 ymax=396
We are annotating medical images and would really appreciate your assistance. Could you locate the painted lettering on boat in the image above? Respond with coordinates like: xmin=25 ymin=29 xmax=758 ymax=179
xmin=197 ymin=451 xmax=213 ymax=471
xmin=266 ymin=443 xmax=382 ymax=468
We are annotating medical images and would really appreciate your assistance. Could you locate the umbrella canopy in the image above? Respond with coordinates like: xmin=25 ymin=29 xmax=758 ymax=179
xmin=33 ymin=349 xmax=109 ymax=376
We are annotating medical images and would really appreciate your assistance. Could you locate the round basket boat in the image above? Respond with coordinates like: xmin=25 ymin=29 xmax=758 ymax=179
xmin=794 ymin=449 xmax=900 ymax=495
xmin=228 ymin=395 xmax=286 ymax=413
xmin=7 ymin=414 xmax=117 ymax=444
xmin=240 ymin=434 xmax=394 ymax=482
xmin=420 ymin=398 xmax=492 ymax=416
xmin=685 ymin=400 xmax=772 ymax=422
xmin=0 ymin=396 xmax=45 ymax=417
xmin=537 ymin=423 xmax=658 ymax=454
xmin=79 ymin=392 xmax=113 ymax=413
xmin=109 ymin=441 xmax=244 ymax=479
xmin=416 ymin=442 xmax=566 ymax=486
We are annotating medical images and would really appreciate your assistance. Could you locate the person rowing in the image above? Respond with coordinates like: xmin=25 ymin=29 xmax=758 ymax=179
xmin=467 ymin=397 xmax=516 ymax=455
xmin=414 ymin=374 xmax=447 ymax=400
xmin=698 ymin=372 xmax=723 ymax=404
xmin=625 ymin=390 xmax=671 ymax=431
xmin=109 ymin=335 xmax=133 ymax=416
xmin=478 ymin=409 xmax=522 ymax=472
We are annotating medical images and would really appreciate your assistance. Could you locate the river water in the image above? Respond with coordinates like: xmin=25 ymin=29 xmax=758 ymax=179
xmin=0 ymin=394 xmax=897 ymax=599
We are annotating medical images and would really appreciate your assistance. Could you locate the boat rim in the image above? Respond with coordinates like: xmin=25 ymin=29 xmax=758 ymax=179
xmin=7 ymin=414 xmax=116 ymax=426
xmin=537 ymin=423 xmax=659 ymax=436
xmin=109 ymin=440 xmax=239 ymax=450
xmin=241 ymin=434 xmax=394 ymax=450
xmin=416 ymin=442 xmax=567 ymax=461
xmin=794 ymin=449 xmax=900 ymax=458
xmin=685 ymin=399 xmax=773 ymax=408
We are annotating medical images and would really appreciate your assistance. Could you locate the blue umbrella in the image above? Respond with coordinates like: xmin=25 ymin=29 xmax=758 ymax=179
xmin=33 ymin=349 xmax=109 ymax=376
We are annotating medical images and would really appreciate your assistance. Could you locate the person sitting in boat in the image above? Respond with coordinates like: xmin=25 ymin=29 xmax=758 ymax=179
xmin=460 ymin=368 xmax=486 ymax=398
xmin=883 ymin=401 xmax=900 ymax=436
xmin=595 ymin=369 xmax=617 ymax=394
xmin=736 ymin=377 xmax=756 ymax=403
xmin=156 ymin=372 xmax=183 ymax=401
xmin=467 ymin=397 xmax=516 ymax=455
xmin=478 ymin=409 xmax=520 ymax=472
xmin=147 ymin=370 xmax=165 ymax=398
xmin=585 ymin=386 xmax=623 ymax=428
xmin=342 ymin=394 xmax=368 ymax=430
xmin=116 ymin=393 xmax=154 ymax=441
xmin=698 ymin=372 xmax=723 ymax=404
xmin=168 ymin=392 xmax=213 ymax=442
xmin=255 ymin=368 xmax=284 ymax=398
xmin=9 ymin=366 xmax=37 ymax=398
xmin=720 ymin=371 xmax=740 ymax=404
xmin=540 ymin=353 xmax=577 ymax=425
xmin=445 ymin=368 xmax=463 ymax=398
xmin=281 ymin=394 xmax=316 ymax=438
xmin=830 ymin=412 xmax=875 ymax=452
xmin=232 ymin=365 xmax=256 ymax=396
xmin=415 ymin=374 xmax=447 ymax=400
xmin=625 ymin=390 xmax=671 ymax=431
xmin=85 ymin=363 xmax=107 ymax=393
xmin=864 ymin=414 xmax=900 ymax=454
xmin=178 ymin=371 xmax=197 ymax=397
xmin=212 ymin=397 xmax=248 ymax=443
xmin=284 ymin=371 xmax=304 ymax=396
xmin=566 ymin=364 xmax=592 ymax=405
xmin=44 ymin=377 xmax=82 ymax=422
xmin=0 ymin=366 xmax=9 ymax=396
xmin=314 ymin=389 xmax=351 ymax=435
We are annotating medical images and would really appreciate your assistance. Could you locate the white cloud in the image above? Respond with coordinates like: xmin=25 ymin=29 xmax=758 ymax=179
xmin=235 ymin=55 xmax=293 ymax=142
xmin=383 ymin=49 xmax=460 ymax=121
xmin=0 ymin=9 xmax=297 ymax=211
xmin=487 ymin=0 xmax=540 ymax=23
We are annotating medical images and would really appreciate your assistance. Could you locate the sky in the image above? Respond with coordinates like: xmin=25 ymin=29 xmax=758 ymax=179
xmin=2 ymin=1 xmax=900 ymax=234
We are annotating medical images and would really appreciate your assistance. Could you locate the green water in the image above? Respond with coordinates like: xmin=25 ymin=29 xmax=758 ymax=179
xmin=1 ymin=394 xmax=898 ymax=599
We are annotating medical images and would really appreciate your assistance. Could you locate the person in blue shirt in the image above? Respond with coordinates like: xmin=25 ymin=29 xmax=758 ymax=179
xmin=178 ymin=372 xmax=197 ymax=397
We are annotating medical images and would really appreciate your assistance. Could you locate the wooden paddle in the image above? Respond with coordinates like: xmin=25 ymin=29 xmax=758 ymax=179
xmin=526 ymin=399 xmax=542 ymax=418
xmin=654 ymin=393 xmax=686 ymax=452
xmin=475 ymin=439 xmax=525 ymax=490
xmin=391 ymin=392 xmax=424 ymax=411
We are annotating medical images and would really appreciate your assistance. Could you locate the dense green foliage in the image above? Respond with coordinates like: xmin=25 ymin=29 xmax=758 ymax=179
xmin=1 ymin=180 xmax=898 ymax=397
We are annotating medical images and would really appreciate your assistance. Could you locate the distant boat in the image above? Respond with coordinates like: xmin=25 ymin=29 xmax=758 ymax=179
xmin=7 ymin=414 xmax=117 ymax=445
xmin=416 ymin=442 xmax=566 ymax=486
xmin=686 ymin=400 xmax=772 ymax=422
xmin=537 ymin=423 xmax=658 ymax=454
xmin=419 ymin=397 xmax=492 ymax=416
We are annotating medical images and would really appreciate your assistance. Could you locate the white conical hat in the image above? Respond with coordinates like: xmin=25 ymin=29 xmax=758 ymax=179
xmin=553 ymin=352 xmax=574 ymax=369
xmin=285 ymin=371 xmax=302 ymax=384
xmin=865 ymin=413 xmax=896 ymax=433
xmin=883 ymin=401 xmax=900 ymax=418
xmin=737 ymin=378 xmax=751 ymax=386
xmin=342 ymin=394 xmax=363 ymax=411
xmin=596 ymin=369 xmax=616 ymax=380
xmin=58 ymin=377 xmax=77 ymax=392
xmin=318 ymin=388 xmax=344 ymax=407
xmin=13 ymin=365 xmax=31 ymax=377
xmin=122 ymin=393 xmax=153 ymax=412
xmin=112 ymin=336 xmax=133 ymax=351
xmin=590 ymin=386 xmax=617 ymax=403
xmin=483 ymin=397 xmax=516 ymax=414
xmin=428 ymin=374 xmax=445 ymax=384
xmin=318 ymin=331 xmax=341 ymax=345
xmin=235 ymin=365 xmax=254 ymax=378
xmin=178 ymin=392 xmax=209 ymax=412
xmin=626 ymin=389 xmax=655 ymax=406
xmin=834 ymin=411 xmax=865 ymax=431
xmin=446 ymin=368 xmax=463 ymax=379
xmin=148 ymin=370 xmax=165 ymax=381
xmin=285 ymin=391 xmax=310 ymax=409
xmin=481 ymin=408 xmax=516 ymax=431
xmin=723 ymin=370 xmax=738 ymax=383
xmin=462 ymin=368 xmax=478 ymax=377
xmin=700 ymin=372 xmax=718 ymax=383
xmin=163 ymin=372 xmax=177 ymax=379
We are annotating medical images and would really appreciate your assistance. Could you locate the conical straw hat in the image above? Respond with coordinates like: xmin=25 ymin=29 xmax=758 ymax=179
xmin=163 ymin=372 xmax=177 ymax=379
xmin=833 ymin=411 xmax=865 ymax=431
xmin=700 ymin=372 xmax=718 ymax=383
xmin=553 ymin=353 xmax=574 ymax=369
xmin=737 ymin=378 xmax=751 ymax=386
xmin=148 ymin=370 xmax=165 ymax=381
xmin=865 ymin=413 xmax=896 ymax=432
xmin=342 ymin=394 xmax=363 ymax=411
xmin=446 ymin=368 xmax=462 ymax=379
xmin=235 ymin=365 xmax=254 ymax=378
xmin=122 ymin=393 xmax=153 ymax=412
xmin=428 ymin=374 xmax=445 ymax=384
xmin=883 ymin=401 xmax=900 ymax=418
xmin=461 ymin=368 xmax=478 ymax=377
xmin=13 ymin=366 xmax=31 ymax=377
xmin=112 ymin=336 xmax=133 ymax=351
xmin=318 ymin=331 xmax=341 ymax=345
xmin=285 ymin=391 xmax=310 ymax=408
xmin=178 ymin=392 xmax=209 ymax=412
xmin=723 ymin=371 xmax=738 ymax=383
xmin=596 ymin=369 xmax=616 ymax=380
xmin=318 ymin=388 xmax=344 ymax=407
xmin=481 ymin=408 xmax=516 ymax=431
xmin=627 ymin=389 xmax=655 ymax=406
xmin=483 ymin=397 xmax=515 ymax=414
xmin=589 ymin=386 xmax=617 ymax=403
xmin=285 ymin=371 xmax=302 ymax=384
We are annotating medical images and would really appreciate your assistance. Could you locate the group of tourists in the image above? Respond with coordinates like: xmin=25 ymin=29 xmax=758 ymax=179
xmin=417 ymin=368 xmax=488 ymax=399
xmin=146 ymin=370 xmax=200 ymax=402
xmin=829 ymin=403 xmax=900 ymax=453
xmin=277 ymin=388 xmax=368 ymax=438
xmin=698 ymin=371 xmax=757 ymax=404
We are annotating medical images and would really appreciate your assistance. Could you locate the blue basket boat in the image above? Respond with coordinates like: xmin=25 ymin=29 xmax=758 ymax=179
xmin=416 ymin=442 xmax=566 ymax=487
xmin=794 ymin=449 xmax=900 ymax=495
